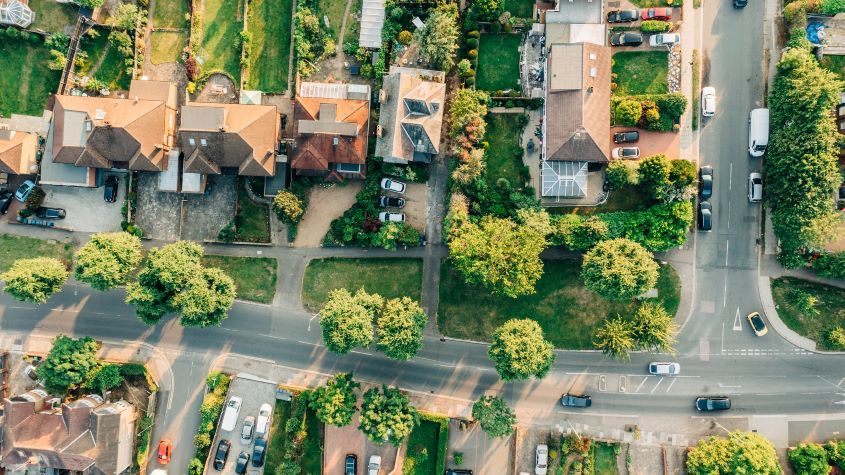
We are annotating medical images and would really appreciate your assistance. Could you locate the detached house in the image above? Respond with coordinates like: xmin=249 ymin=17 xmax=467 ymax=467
xmin=375 ymin=67 xmax=445 ymax=165
xmin=0 ymin=126 xmax=38 ymax=175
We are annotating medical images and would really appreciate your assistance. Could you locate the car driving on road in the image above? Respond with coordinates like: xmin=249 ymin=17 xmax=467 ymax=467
xmin=560 ymin=393 xmax=592 ymax=407
xmin=695 ymin=396 xmax=731 ymax=411
xmin=648 ymin=362 xmax=680 ymax=376
xmin=157 ymin=439 xmax=172 ymax=464
xmin=747 ymin=311 xmax=768 ymax=336
xmin=607 ymin=9 xmax=639 ymax=22
xmin=610 ymin=32 xmax=644 ymax=47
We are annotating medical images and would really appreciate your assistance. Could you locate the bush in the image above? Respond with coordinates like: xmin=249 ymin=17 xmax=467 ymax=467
xmin=820 ymin=0 xmax=845 ymax=14
xmin=467 ymin=37 xmax=478 ymax=48
xmin=613 ymin=99 xmax=643 ymax=126
xmin=468 ymin=49 xmax=478 ymax=58
xmin=468 ymin=30 xmax=480 ymax=38
xmin=812 ymin=251 xmax=845 ymax=278
xmin=398 ymin=30 xmax=412 ymax=44
xmin=25 ymin=186 xmax=45 ymax=210
xmin=641 ymin=20 xmax=672 ymax=32
xmin=826 ymin=326 xmax=845 ymax=349
xmin=273 ymin=190 xmax=305 ymax=223
xmin=606 ymin=161 xmax=634 ymax=190
xmin=453 ymin=452 xmax=464 ymax=465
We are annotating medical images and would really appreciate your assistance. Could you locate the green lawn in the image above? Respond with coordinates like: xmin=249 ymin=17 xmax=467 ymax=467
xmin=29 ymin=0 xmax=78 ymax=33
xmin=79 ymin=28 xmax=132 ymax=91
xmin=771 ymin=277 xmax=845 ymax=351
xmin=198 ymin=0 xmax=243 ymax=82
xmin=552 ymin=184 xmax=655 ymax=216
xmin=612 ymin=51 xmax=669 ymax=96
xmin=264 ymin=397 xmax=322 ymax=475
xmin=484 ymin=113 xmax=530 ymax=188
xmin=202 ymin=255 xmax=277 ymax=304
xmin=301 ymin=257 xmax=424 ymax=311
xmin=344 ymin=0 xmax=364 ymax=44
xmin=438 ymin=259 xmax=680 ymax=349
xmin=301 ymin=408 xmax=323 ymax=474
xmin=265 ymin=399 xmax=292 ymax=474
xmin=594 ymin=443 xmax=620 ymax=475
xmin=403 ymin=418 xmax=447 ymax=475
xmin=0 ymin=234 xmax=73 ymax=272
xmin=150 ymin=31 xmax=186 ymax=64
xmin=476 ymin=34 xmax=522 ymax=92
xmin=152 ymin=0 xmax=189 ymax=28
xmin=503 ymin=0 xmax=534 ymax=17
xmin=246 ymin=0 xmax=293 ymax=93
xmin=233 ymin=181 xmax=271 ymax=242
xmin=316 ymin=0 xmax=347 ymax=41
xmin=820 ymin=55 xmax=845 ymax=83
xmin=0 ymin=38 xmax=60 ymax=117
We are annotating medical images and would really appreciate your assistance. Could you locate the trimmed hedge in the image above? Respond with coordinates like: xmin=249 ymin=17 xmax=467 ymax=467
xmin=421 ymin=412 xmax=449 ymax=475
xmin=641 ymin=20 xmax=672 ymax=33
xmin=611 ymin=93 xmax=687 ymax=131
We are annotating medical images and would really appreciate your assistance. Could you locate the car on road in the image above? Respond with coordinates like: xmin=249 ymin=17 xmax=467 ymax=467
xmin=612 ymin=147 xmax=640 ymax=159
xmin=649 ymin=33 xmax=681 ymax=47
xmin=607 ymin=9 xmax=639 ymax=22
xmin=748 ymin=172 xmax=763 ymax=202
xmin=104 ymin=175 xmax=119 ymax=203
xmin=35 ymin=207 xmax=66 ymax=219
xmin=235 ymin=451 xmax=249 ymax=475
xmin=560 ymin=393 xmax=592 ymax=408
xmin=695 ymin=396 xmax=731 ymax=411
xmin=445 ymin=470 xmax=474 ymax=475
xmin=14 ymin=180 xmax=35 ymax=202
xmin=701 ymin=87 xmax=716 ymax=117
xmin=344 ymin=454 xmax=357 ymax=475
xmin=699 ymin=166 xmax=713 ymax=198
xmin=641 ymin=7 xmax=672 ymax=20
xmin=698 ymin=201 xmax=712 ymax=231
xmin=613 ymin=131 xmax=639 ymax=144
xmin=252 ymin=437 xmax=267 ymax=467
xmin=648 ymin=362 xmax=680 ymax=376
xmin=367 ymin=455 xmax=382 ymax=475
xmin=256 ymin=403 xmax=272 ymax=438
xmin=380 ymin=196 xmax=406 ymax=208
xmin=378 ymin=211 xmax=405 ymax=223
xmin=535 ymin=444 xmax=549 ymax=475
xmin=610 ymin=32 xmax=644 ymax=47
xmin=213 ymin=439 xmax=231 ymax=470
xmin=747 ymin=311 xmax=768 ymax=336
xmin=0 ymin=191 xmax=14 ymax=214
xmin=157 ymin=439 xmax=172 ymax=464
xmin=734 ymin=0 xmax=747 ymax=8
xmin=380 ymin=177 xmax=406 ymax=194
xmin=240 ymin=416 xmax=255 ymax=444
xmin=221 ymin=396 xmax=242 ymax=432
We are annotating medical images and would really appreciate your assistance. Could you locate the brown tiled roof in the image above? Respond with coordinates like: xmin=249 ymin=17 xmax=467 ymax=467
xmin=545 ymin=43 xmax=611 ymax=163
xmin=0 ymin=129 xmax=25 ymax=174
xmin=290 ymin=96 xmax=369 ymax=171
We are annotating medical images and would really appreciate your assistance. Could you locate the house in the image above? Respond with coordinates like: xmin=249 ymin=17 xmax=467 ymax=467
xmin=42 ymin=79 xmax=178 ymax=187
xmin=1 ymin=390 xmax=136 ymax=475
xmin=375 ymin=67 xmax=445 ymax=165
xmin=0 ymin=126 xmax=38 ymax=175
xmin=0 ymin=0 xmax=33 ymax=28
xmin=290 ymin=82 xmax=371 ymax=180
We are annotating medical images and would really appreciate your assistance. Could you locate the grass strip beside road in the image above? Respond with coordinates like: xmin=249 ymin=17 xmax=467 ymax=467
xmin=202 ymin=255 xmax=277 ymax=304
xmin=692 ymin=49 xmax=700 ymax=130
xmin=0 ymin=234 xmax=73 ymax=272
xmin=771 ymin=276 xmax=845 ymax=351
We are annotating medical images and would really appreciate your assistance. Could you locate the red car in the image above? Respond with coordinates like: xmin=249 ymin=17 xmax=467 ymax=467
xmin=641 ymin=7 xmax=672 ymax=20
xmin=157 ymin=439 xmax=173 ymax=465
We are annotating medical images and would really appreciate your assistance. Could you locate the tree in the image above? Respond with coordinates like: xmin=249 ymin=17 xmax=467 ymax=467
xmin=467 ymin=0 xmax=502 ymax=21
xmin=273 ymin=190 xmax=304 ymax=223
xmin=686 ymin=431 xmax=781 ymax=475
xmin=457 ymin=58 xmax=473 ymax=77
xmin=77 ymin=0 xmax=105 ymax=8
xmin=358 ymin=385 xmax=419 ymax=446
xmin=1 ymin=257 xmax=69 ymax=304
xmin=448 ymin=88 xmax=489 ymax=138
xmin=48 ymin=50 xmax=67 ymax=71
xmin=471 ymin=395 xmax=516 ymax=437
xmin=74 ymin=232 xmax=143 ymax=291
xmin=812 ymin=251 xmax=845 ymax=279
xmin=112 ymin=2 xmax=147 ymax=30
xmin=308 ymin=372 xmax=360 ymax=427
xmin=414 ymin=3 xmax=460 ymax=71
xmin=613 ymin=99 xmax=642 ymax=126
xmin=631 ymin=302 xmax=677 ymax=353
xmin=397 ymin=30 xmax=412 ymax=45
xmin=376 ymin=297 xmax=427 ymax=360
xmin=36 ymin=336 xmax=100 ymax=394
xmin=581 ymin=238 xmax=659 ymax=300
xmin=319 ymin=288 xmax=382 ymax=354
xmin=488 ymin=319 xmax=556 ymax=381
xmin=567 ymin=217 xmax=609 ymax=251
xmin=828 ymin=439 xmax=845 ymax=470
xmin=593 ymin=316 xmax=634 ymax=359
xmin=669 ymin=159 xmax=697 ymax=190
xmin=637 ymin=155 xmax=672 ymax=201
xmin=89 ymin=364 xmax=124 ymax=393
xmin=788 ymin=443 xmax=830 ymax=475
xmin=606 ymin=160 xmax=634 ymax=190
xmin=176 ymin=267 xmax=236 ymax=327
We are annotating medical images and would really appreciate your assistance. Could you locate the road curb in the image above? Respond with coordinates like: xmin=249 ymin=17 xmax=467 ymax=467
xmin=757 ymin=275 xmax=818 ymax=351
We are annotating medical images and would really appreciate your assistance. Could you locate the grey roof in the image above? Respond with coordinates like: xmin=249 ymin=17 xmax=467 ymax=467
xmin=401 ymin=123 xmax=437 ymax=159
xmin=359 ymin=0 xmax=386 ymax=48
xmin=544 ymin=0 xmax=603 ymax=24
xmin=181 ymin=105 xmax=226 ymax=131
xmin=541 ymin=160 xmax=588 ymax=197
xmin=404 ymin=98 xmax=430 ymax=116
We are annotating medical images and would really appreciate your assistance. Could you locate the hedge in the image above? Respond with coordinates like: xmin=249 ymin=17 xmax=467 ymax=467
xmin=611 ymin=93 xmax=687 ymax=132
xmin=641 ymin=20 xmax=672 ymax=32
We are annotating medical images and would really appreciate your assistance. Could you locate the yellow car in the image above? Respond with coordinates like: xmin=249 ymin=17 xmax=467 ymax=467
xmin=747 ymin=312 xmax=768 ymax=336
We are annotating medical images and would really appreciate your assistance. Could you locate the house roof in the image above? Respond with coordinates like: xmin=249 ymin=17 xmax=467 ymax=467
xmin=290 ymin=93 xmax=370 ymax=170
xmin=0 ymin=129 xmax=35 ymax=174
xmin=545 ymin=42 xmax=611 ymax=163
xmin=542 ymin=160 xmax=588 ymax=197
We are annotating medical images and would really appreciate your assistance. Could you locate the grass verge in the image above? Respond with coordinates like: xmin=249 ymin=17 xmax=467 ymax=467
xmin=150 ymin=31 xmax=186 ymax=64
xmin=0 ymin=37 xmax=61 ymax=117
xmin=202 ymin=255 xmax=277 ymax=304
xmin=551 ymin=184 xmax=654 ymax=216
xmin=246 ymin=0 xmax=293 ymax=93
xmin=0 ymin=234 xmax=73 ymax=272
xmin=301 ymin=257 xmax=424 ymax=311
xmin=265 ymin=392 xmax=323 ymax=475
xmin=484 ymin=113 xmax=529 ymax=187
xmin=612 ymin=51 xmax=669 ymax=96
xmin=692 ymin=49 xmax=700 ymax=130
xmin=476 ymin=34 xmax=522 ymax=92
xmin=771 ymin=277 xmax=845 ymax=351
xmin=198 ymin=0 xmax=243 ymax=83
xmin=403 ymin=413 xmax=449 ymax=475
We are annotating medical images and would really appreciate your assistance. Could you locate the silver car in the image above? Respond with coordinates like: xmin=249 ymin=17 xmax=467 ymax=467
xmin=648 ymin=362 xmax=680 ymax=376
xmin=240 ymin=416 xmax=255 ymax=444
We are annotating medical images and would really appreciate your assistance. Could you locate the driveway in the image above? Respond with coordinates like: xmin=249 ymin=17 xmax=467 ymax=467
xmin=324 ymin=413 xmax=368 ymax=474
xmin=609 ymin=126 xmax=681 ymax=160
xmin=401 ymin=182 xmax=427 ymax=233
xmin=446 ymin=420 xmax=513 ymax=474
xmin=42 ymin=176 xmax=126 ymax=233
xmin=293 ymin=182 xmax=362 ymax=248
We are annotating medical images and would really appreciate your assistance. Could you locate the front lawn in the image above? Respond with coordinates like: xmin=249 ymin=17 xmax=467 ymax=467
xmin=0 ymin=37 xmax=61 ymax=117
xmin=771 ymin=277 xmax=845 ymax=351
xmin=150 ymin=31 xmax=186 ymax=64
xmin=78 ymin=28 xmax=133 ymax=91
xmin=552 ymin=183 xmax=655 ymax=216
xmin=301 ymin=407 xmax=323 ymax=474
xmin=0 ymin=234 xmax=73 ymax=272
xmin=438 ymin=259 xmax=680 ymax=349
xmin=503 ymin=0 xmax=534 ymax=17
xmin=265 ymin=395 xmax=323 ymax=475
xmin=301 ymin=257 xmax=424 ymax=311
xmin=226 ymin=180 xmax=270 ymax=243
xmin=152 ymin=0 xmax=189 ymax=28
xmin=476 ymin=34 xmax=522 ymax=92
xmin=612 ymin=51 xmax=669 ymax=96
xmin=28 ymin=0 xmax=78 ymax=33
xmin=246 ymin=0 xmax=293 ymax=93
xmin=403 ymin=415 xmax=448 ymax=475
xmin=594 ymin=442 xmax=620 ymax=475
xmin=198 ymin=0 xmax=244 ymax=83
xmin=201 ymin=255 xmax=277 ymax=304
xmin=265 ymin=399 xmax=292 ymax=473
xmin=484 ymin=113 xmax=530 ymax=188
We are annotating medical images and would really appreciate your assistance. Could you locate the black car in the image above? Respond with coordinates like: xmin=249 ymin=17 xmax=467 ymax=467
xmin=734 ymin=0 xmax=747 ymax=7
xmin=699 ymin=166 xmax=713 ymax=198
xmin=345 ymin=454 xmax=357 ymax=475
xmin=104 ymin=175 xmax=119 ymax=203
xmin=695 ymin=396 xmax=731 ymax=411
xmin=379 ymin=196 xmax=406 ymax=208
xmin=445 ymin=470 xmax=474 ymax=475
xmin=613 ymin=131 xmax=639 ymax=144
xmin=698 ymin=201 xmax=712 ymax=231
xmin=235 ymin=451 xmax=249 ymax=475
xmin=213 ymin=439 xmax=231 ymax=470
xmin=560 ymin=393 xmax=592 ymax=408
xmin=252 ymin=437 xmax=267 ymax=467
xmin=0 ymin=191 xmax=13 ymax=214
xmin=606 ymin=9 xmax=639 ymax=22
xmin=35 ymin=207 xmax=66 ymax=219
xmin=610 ymin=32 xmax=644 ymax=47
xmin=837 ymin=185 xmax=845 ymax=209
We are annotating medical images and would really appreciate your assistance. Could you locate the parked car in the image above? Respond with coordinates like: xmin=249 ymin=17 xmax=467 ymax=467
xmin=156 ymin=439 xmax=172 ymax=465
xmin=535 ymin=445 xmax=549 ymax=475
xmin=235 ymin=451 xmax=249 ymax=475
xmin=747 ymin=311 xmax=768 ymax=336
xmin=649 ymin=33 xmax=681 ymax=47
xmin=610 ymin=32 xmax=644 ymax=47
xmin=220 ymin=396 xmax=242 ymax=432
xmin=240 ymin=416 xmax=255 ymax=444
xmin=641 ymin=7 xmax=672 ymax=20
xmin=838 ymin=185 xmax=845 ymax=209
xmin=613 ymin=131 xmax=639 ymax=144
xmin=699 ymin=166 xmax=713 ymax=199
xmin=748 ymin=108 xmax=770 ymax=157
xmin=367 ymin=455 xmax=382 ymax=475
xmin=648 ymin=362 xmax=681 ymax=376
xmin=379 ymin=196 xmax=406 ymax=208
xmin=378 ymin=211 xmax=405 ymax=223
xmin=14 ymin=180 xmax=35 ymax=202
xmin=734 ymin=0 xmax=748 ymax=8
xmin=104 ymin=175 xmax=119 ymax=203
xmin=607 ymin=9 xmax=639 ymax=22
xmin=252 ymin=437 xmax=267 ymax=467
xmin=445 ymin=470 xmax=474 ymax=475
xmin=612 ymin=147 xmax=640 ymax=159
xmin=380 ymin=178 xmax=406 ymax=194
xmin=560 ymin=393 xmax=592 ymax=408
xmin=695 ymin=396 xmax=731 ymax=411
xmin=35 ymin=207 xmax=66 ymax=219
xmin=748 ymin=172 xmax=763 ymax=202
xmin=213 ymin=439 xmax=231 ymax=470
xmin=345 ymin=454 xmax=358 ymax=475
xmin=255 ymin=403 xmax=272 ymax=438
xmin=698 ymin=201 xmax=712 ymax=231
xmin=701 ymin=87 xmax=716 ymax=117
xmin=0 ymin=191 xmax=14 ymax=214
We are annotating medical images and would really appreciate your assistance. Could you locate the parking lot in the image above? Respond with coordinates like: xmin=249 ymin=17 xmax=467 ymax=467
xmin=41 ymin=173 xmax=126 ymax=232
xmin=206 ymin=373 xmax=278 ymax=475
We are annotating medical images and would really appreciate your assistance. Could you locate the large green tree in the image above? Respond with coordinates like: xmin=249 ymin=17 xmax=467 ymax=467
xmin=308 ymin=372 xmax=360 ymax=427
xmin=788 ymin=443 xmax=830 ymax=475
xmin=472 ymin=395 xmax=516 ymax=437
xmin=36 ymin=335 xmax=100 ymax=394
xmin=637 ymin=155 xmax=672 ymax=201
xmin=358 ymin=385 xmax=419 ymax=446
xmin=1 ymin=257 xmax=69 ymax=304
xmin=488 ymin=318 xmax=555 ymax=381
xmin=581 ymin=238 xmax=659 ymax=300
xmin=631 ymin=302 xmax=677 ymax=353
xmin=686 ymin=431 xmax=781 ymax=475
xmin=593 ymin=316 xmax=635 ymax=359
xmin=88 ymin=364 xmax=124 ymax=393
xmin=319 ymin=288 xmax=382 ymax=354
xmin=448 ymin=88 xmax=489 ymax=138
xmin=74 ymin=232 xmax=143 ymax=291
xmin=376 ymin=297 xmax=427 ymax=361
xmin=414 ymin=3 xmax=460 ymax=71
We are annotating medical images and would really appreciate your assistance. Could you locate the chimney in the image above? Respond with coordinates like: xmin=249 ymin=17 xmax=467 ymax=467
xmin=333 ymin=137 xmax=339 ymax=147
xmin=376 ymin=125 xmax=383 ymax=137
xmin=587 ymin=86 xmax=594 ymax=93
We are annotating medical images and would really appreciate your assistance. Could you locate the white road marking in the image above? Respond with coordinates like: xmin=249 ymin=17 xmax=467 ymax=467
xmin=599 ymin=375 xmax=607 ymax=392
xmin=665 ymin=378 xmax=678 ymax=393
xmin=700 ymin=339 xmax=710 ymax=362
xmin=727 ymin=201 xmax=731 ymax=229
xmin=729 ymin=162 xmax=733 ymax=190
xmin=650 ymin=378 xmax=665 ymax=394
xmin=725 ymin=240 xmax=730 ymax=267
xmin=819 ymin=376 xmax=845 ymax=391
xmin=619 ymin=375 xmax=627 ymax=393
xmin=723 ymin=277 xmax=728 ymax=308
xmin=733 ymin=308 xmax=742 ymax=331
xmin=718 ymin=383 xmax=742 ymax=388
xmin=635 ymin=377 xmax=649 ymax=393
xmin=721 ymin=322 xmax=725 ymax=353
xmin=307 ymin=313 xmax=319 ymax=331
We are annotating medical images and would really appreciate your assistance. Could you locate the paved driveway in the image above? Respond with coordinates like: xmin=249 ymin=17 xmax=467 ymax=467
xmin=42 ymin=173 xmax=126 ymax=232
xmin=609 ymin=127 xmax=681 ymax=160
xmin=446 ymin=420 xmax=512 ymax=474
xmin=324 ymin=413 xmax=368 ymax=474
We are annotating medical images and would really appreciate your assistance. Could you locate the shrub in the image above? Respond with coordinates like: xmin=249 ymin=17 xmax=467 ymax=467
xmin=812 ymin=251 xmax=845 ymax=278
xmin=467 ymin=37 xmax=479 ymax=48
xmin=453 ymin=452 xmax=464 ymax=465
xmin=468 ymin=49 xmax=478 ymax=58
xmin=398 ymin=30 xmax=412 ymax=44
xmin=641 ymin=20 xmax=672 ymax=32
xmin=468 ymin=30 xmax=480 ymax=38
xmin=820 ymin=0 xmax=845 ymax=14
xmin=606 ymin=161 xmax=634 ymax=190
xmin=613 ymin=99 xmax=643 ymax=126
xmin=25 ymin=186 xmax=45 ymax=210
xmin=273 ymin=190 xmax=305 ymax=223
xmin=185 ymin=56 xmax=200 ymax=80
xmin=826 ymin=326 xmax=845 ymax=349
xmin=644 ymin=107 xmax=661 ymax=126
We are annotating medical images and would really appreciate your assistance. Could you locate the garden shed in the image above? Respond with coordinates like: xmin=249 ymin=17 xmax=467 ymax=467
xmin=359 ymin=0 xmax=386 ymax=48
xmin=0 ymin=0 xmax=33 ymax=28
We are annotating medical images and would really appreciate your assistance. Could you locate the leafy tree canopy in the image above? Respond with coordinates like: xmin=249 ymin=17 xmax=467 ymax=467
xmin=308 ymin=372 xmax=360 ymax=427
xmin=581 ymin=238 xmax=659 ymax=300
xmin=36 ymin=335 xmax=100 ymax=394
xmin=376 ymin=297 xmax=427 ymax=360
xmin=686 ymin=431 xmax=781 ymax=475
xmin=488 ymin=318 xmax=556 ymax=381
xmin=358 ymin=385 xmax=419 ymax=446
xmin=472 ymin=395 xmax=516 ymax=437
xmin=1 ymin=257 xmax=69 ymax=304
xmin=75 ymin=232 xmax=143 ymax=291
xmin=788 ymin=443 xmax=831 ymax=475
xmin=319 ymin=288 xmax=382 ymax=354
xmin=414 ymin=3 xmax=460 ymax=71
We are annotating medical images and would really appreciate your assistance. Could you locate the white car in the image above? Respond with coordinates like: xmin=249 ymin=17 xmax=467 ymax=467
xmin=612 ymin=147 xmax=640 ymax=159
xmin=378 ymin=211 xmax=405 ymax=223
xmin=256 ymin=403 xmax=272 ymax=438
xmin=380 ymin=178 xmax=406 ymax=194
xmin=535 ymin=444 xmax=548 ymax=475
xmin=701 ymin=86 xmax=716 ymax=117
xmin=748 ymin=172 xmax=763 ymax=202
xmin=648 ymin=362 xmax=681 ymax=376
xmin=649 ymin=33 xmax=680 ymax=47
xmin=220 ymin=396 xmax=243 ymax=431
xmin=367 ymin=455 xmax=381 ymax=475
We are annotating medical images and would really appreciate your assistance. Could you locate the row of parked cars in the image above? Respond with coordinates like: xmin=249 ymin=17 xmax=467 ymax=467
xmin=344 ymin=454 xmax=381 ymax=475
xmin=213 ymin=397 xmax=273 ymax=473
xmin=379 ymin=178 xmax=407 ymax=223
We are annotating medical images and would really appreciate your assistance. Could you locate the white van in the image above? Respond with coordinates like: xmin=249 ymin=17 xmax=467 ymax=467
xmin=255 ymin=403 xmax=272 ymax=438
xmin=748 ymin=108 xmax=769 ymax=157
xmin=220 ymin=396 xmax=242 ymax=432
